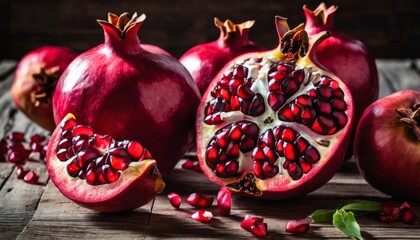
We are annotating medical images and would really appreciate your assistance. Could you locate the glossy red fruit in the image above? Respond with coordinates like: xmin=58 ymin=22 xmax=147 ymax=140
xmin=185 ymin=193 xmax=214 ymax=208
xmin=217 ymin=187 xmax=231 ymax=216
xmin=180 ymin=18 xmax=263 ymax=95
xmin=141 ymin=44 xmax=172 ymax=57
xmin=46 ymin=113 xmax=165 ymax=212
xmin=285 ymin=218 xmax=311 ymax=235
xmin=304 ymin=3 xmax=378 ymax=158
xmin=196 ymin=17 xmax=353 ymax=199
xmin=191 ymin=210 xmax=213 ymax=222
xmin=240 ymin=215 xmax=267 ymax=237
xmin=354 ymin=90 xmax=420 ymax=200
xmin=53 ymin=12 xmax=200 ymax=175
xmin=168 ymin=192 xmax=182 ymax=209
xmin=11 ymin=46 xmax=78 ymax=130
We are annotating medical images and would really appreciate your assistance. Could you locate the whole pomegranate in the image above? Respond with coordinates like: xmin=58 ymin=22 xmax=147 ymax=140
xmin=47 ymin=113 xmax=165 ymax=212
xmin=354 ymin=90 xmax=420 ymax=201
xmin=53 ymin=12 xmax=200 ymax=175
xmin=11 ymin=46 xmax=78 ymax=130
xmin=141 ymin=43 xmax=172 ymax=57
xmin=304 ymin=3 xmax=378 ymax=157
xmin=180 ymin=18 xmax=263 ymax=95
xmin=196 ymin=17 xmax=354 ymax=199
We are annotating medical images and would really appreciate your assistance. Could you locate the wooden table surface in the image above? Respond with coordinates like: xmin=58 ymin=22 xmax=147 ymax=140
xmin=1 ymin=59 xmax=420 ymax=239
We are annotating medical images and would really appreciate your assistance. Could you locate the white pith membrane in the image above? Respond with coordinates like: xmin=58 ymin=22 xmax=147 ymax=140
xmin=47 ymin=114 xmax=164 ymax=203
xmin=197 ymin=23 xmax=353 ymax=196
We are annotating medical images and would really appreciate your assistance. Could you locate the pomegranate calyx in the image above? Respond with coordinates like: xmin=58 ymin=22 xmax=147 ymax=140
xmin=98 ymin=12 xmax=145 ymax=39
xmin=303 ymin=3 xmax=337 ymax=34
xmin=396 ymin=107 xmax=420 ymax=141
xmin=214 ymin=17 xmax=255 ymax=41
xmin=32 ymin=66 xmax=60 ymax=105
xmin=226 ymin=173 xmax=262 ymax=196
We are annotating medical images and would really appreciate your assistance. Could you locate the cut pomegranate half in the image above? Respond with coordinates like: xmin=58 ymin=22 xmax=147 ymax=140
xmin=196 ymin=17 xmax=353 ymax=199
xmin=46 ymin=113 xmax=165 ymax=212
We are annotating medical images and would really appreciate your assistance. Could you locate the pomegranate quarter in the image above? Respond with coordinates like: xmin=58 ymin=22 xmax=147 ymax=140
xmin=46 ymin=113 xmax=165 ymax=212
xmin=196 ymin=17 xmax=354 ymax=199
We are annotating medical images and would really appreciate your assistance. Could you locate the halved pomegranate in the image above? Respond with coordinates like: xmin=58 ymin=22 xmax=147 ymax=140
xmin=46 ymin=113 xmax=165 ymax=212
xmin=196 ymin=17 xmax=353 ymax=199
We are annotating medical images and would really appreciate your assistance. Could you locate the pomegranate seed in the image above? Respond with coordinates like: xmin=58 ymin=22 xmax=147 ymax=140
xmin=72 ymin=125 xmax=94 ymax=137
xmin=332 ymin=111 xmax=348 ymax=128
xmin=311 ymin=116 xmax=336 ymax=135
xmin=7 ymin=151 xmax=28 ymax=164
xmin=295 ymin=137 xmax=309 ymax=154
xmin=229 ymin=124 xmax=243 ymax=142
xmin=278 ymin=106 xmax=294 ymax=121
xmin=7 ymin=141 xmax=25 ymax=151
xmin=85 ymin=169 xmax=97 ymax=185
xmin=61 ymin=117 xmax=77 ymax=130
xmin=226 ymin=142 xmax=239 ymax=157
xmin=30 ymin=142 xmax=44 ymax=152
xmin=77 ymin=148 xmax=100 ymax=169
xmin=56 ymin=148 xmax=68 ymax=161
xmin=332 ymin=98 xmax=347 ymax=110
xmin=282 ymin=127 xmax=298 ymax=142
xmin=295 ymin=94 xmax=312 ymax=107
xmin=241 ymin=122 xmax=259 ymax=138
xmin=237 ymin=84 xmax=255 ymax=99
xmin=252 ymin=146 xmax=266 ymax=162
xmin=285 ymin=218 xmax=310 ymax=235
xmin=262 ymin=162 xmax=278 ymax=178
xmin=102 ymin=165 xmax=120 ymax=183
xmin=379 ymin=214 xmax=396 ymax=223
xmin=317 ymin=84 xmax=333 ymax=99
xmin=304 ymin=146 xmax=320 ymax=163
xmin=381 ymin=201 xmax=400 ymax=218
xmin=7 ymin=132 xmax=25 ymax=142
xmin=263 ymin=146 xmax=277 ymax=164
xmin=268 ymin=92 xmax=285 ymax=111
xmin=259 ymin=129 xmax=275 ymax=148
xmin=240 ymin=215 xmax=267 ymax=237
xmin=283 ymin=142 xmax=296 ymax=161
xmin=400 ymin=208 xmax=417 ymax=225
xmin=16 ymin=165 xmax=27 ymax=179
xmin=224 ymin=160 xmax=238 ymax=176
xmin=181 ymin=159 xmax=196 ymax=170
xmin=30 ymin=134 xmax=46 ymax=143
xmin=126 ymin=141 xmax=144 ymax=159
xmin=288 ymin=162 xmax=303 ymax=180
xmin=110 ymin=155 xmax=131 ymax=171
xmin=67 ymin=156 xmax=81 ymax=177
xmin=23 ymin=171 xmax=39 ymax=184
xmin=191 ymin=210 xmax=213 ymax=222
xmin=92 ymin=134 xmax=113 ymax=151
xmin=249 ymin=94 xmax=265 ymax=116
xmin=167 ymin=192 xmax=181 ymax=209
xmin=299 ymin=159 xmax=312 ymax=173
xmin=215 ymin=130 xmax=229 ymax=148
xmin=186 ymin=193 xmax=214 ymax=208
xmin=217 ymin=187 xmax=231 ymax=216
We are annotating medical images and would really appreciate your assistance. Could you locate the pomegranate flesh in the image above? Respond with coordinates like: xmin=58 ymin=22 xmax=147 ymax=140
xmin=196 ymin=17 xmax=353 ymax=199
xmin=46 ymin=113 xmax=165 ymax=212
xmin=304 ymin=3 xmax=378 ymax=158
xmin=11 ymin=46 xmax=78 ymax=130
xmin=354 ymin=90 xmax=420 ymax=200
xmin=180 ymin=18 xmax=263 ymax=95
xmin=53 ymin=12 xmax=200 ymax=175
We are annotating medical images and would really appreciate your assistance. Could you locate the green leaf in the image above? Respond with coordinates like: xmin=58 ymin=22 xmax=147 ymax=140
xmin=341 ymin=200 xmax=381 ymax=213
xmin=310 ymin=209 xmax=336 ymax=223
xmin=332 ymin=209 xmax=364 ymax=240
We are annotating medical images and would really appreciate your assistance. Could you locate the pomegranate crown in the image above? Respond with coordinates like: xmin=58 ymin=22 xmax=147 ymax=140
xmin=214 ymin=17 xmax=255 ymax=41
xmin=32 ymin=66 xmax=60 ymax=106
xmin=303 ymin=3 xmax=337 ymax=33
xmin=275 ymin=16 xmax=330 ymax=62
xmin=97 ymin=12 xmax=146 ymax=39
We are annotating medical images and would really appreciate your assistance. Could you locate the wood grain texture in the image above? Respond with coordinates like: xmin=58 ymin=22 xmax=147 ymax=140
xmin=1 ymin=0 xmax=420 ymax=60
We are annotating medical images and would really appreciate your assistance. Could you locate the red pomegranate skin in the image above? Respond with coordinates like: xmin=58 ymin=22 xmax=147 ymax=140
xmin=354 ymin=90 xmax=420 ymax=200
xmin=141 ymin=43 xmax=172 ymax=57
xmin=11 ymin=46 xmax=78 ymax=130
xmin=180 ymin=18 xmax=263 ymax=95
xmin=53 ymin=13 xmax=201 ymax=175
xmin=304 ymin=4 xmax=378 ymax=157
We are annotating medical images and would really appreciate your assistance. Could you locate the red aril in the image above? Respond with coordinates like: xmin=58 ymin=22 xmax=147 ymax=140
xmin=180 ymin=18 xmax=263 ymax=95
xmin=11 ymin=46 xmax=77 ymax=130
xmin=52 ymin=12 xmax=200 ymax=175
xmin=191 ymin=210 xmax=213 ymax=222
xmin=304 ymin=3 xmax=378 ymax=158
xmin=217 ymin=187 xmax=231 ymax=216
xmin=46 ymin=113 xmax=165 ymax=212
xmin=196 ymin=17 xmax=353 ymax=199
xmin=354 ymin=90 xmax=420 ymax=200
xmin=23 ymin=171 xmax=39 ymax=184
xmin=240 ymin=215 xmax=267 ymax=237
xmin=185 ymin=193 xmax=214 ymax=208
xmin=285 ymin=218 xmax=311 ymax=235
xmin=168 ymin=192 xmax=182 ymax=209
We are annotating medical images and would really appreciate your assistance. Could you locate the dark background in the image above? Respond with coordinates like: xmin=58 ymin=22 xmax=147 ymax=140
xmin=1 ymin=0 xmax=419 ymax=60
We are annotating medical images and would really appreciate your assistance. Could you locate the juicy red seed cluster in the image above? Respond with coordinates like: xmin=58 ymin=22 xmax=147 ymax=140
xmin=379 ymin=201 xmax=417 ymax=225
xmin=253 ymin=126 xmax=319 ymax=180
xmin=204 ymin=63 xmax=265 ymax=125
xmin=241 ymin=215 xmax=267 ymax=238
xmin=277 ymin=77 xmax=347 ymax=135
xmin=206 ymin=121 xmax=260 ymax=178
xmin=267 ymin=63 xmax=305 ymax=111
xmin=56 ymin=118 xmax=151 ymax=185
xmin=186 ymin=193 xmax=214 ymax=208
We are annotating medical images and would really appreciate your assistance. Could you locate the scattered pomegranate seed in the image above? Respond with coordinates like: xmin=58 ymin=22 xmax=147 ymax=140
xmin=7 ymin=132 xmax=25 ymax=142
xmin=168 ymin=192 xmax=182 ymax=209
xmin=186 ymin=193 xmax=214 ymax=208
xmin=16 ymin=165 xmax=27 ymax=179
xmin=181 ymin=159 xmax=195 ymax=170
xmin=23 ymin=171 xmax=39 ymax=184
xmin=217 ymin=187 xmax=231 ymax=216
xmin=285 ymin=218 xmax=311 ymax=235
xmin=240 ymin=215 xmax=267 ymax=237
xmin=399 ymin=202 xmax=417 ymax=225
xmin=191 ymin=210 xmax=213 ymax=222
xmin=193 ymin=163 xmax=202 ymax=172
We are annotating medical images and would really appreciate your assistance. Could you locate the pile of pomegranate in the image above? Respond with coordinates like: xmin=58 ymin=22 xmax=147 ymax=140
xmin=8 ymin=4 xmax=417 ymax=235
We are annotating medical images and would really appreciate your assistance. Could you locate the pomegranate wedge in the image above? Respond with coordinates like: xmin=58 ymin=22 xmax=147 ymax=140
xmin=46 ymin=113 xmax=165 ymax=212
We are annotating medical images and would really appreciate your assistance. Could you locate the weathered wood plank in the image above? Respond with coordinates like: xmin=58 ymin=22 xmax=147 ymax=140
xmin=0 ymin=161 xmax=48 ymax=240
xmin=17 ymin=181 xmax=153 ymax=239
